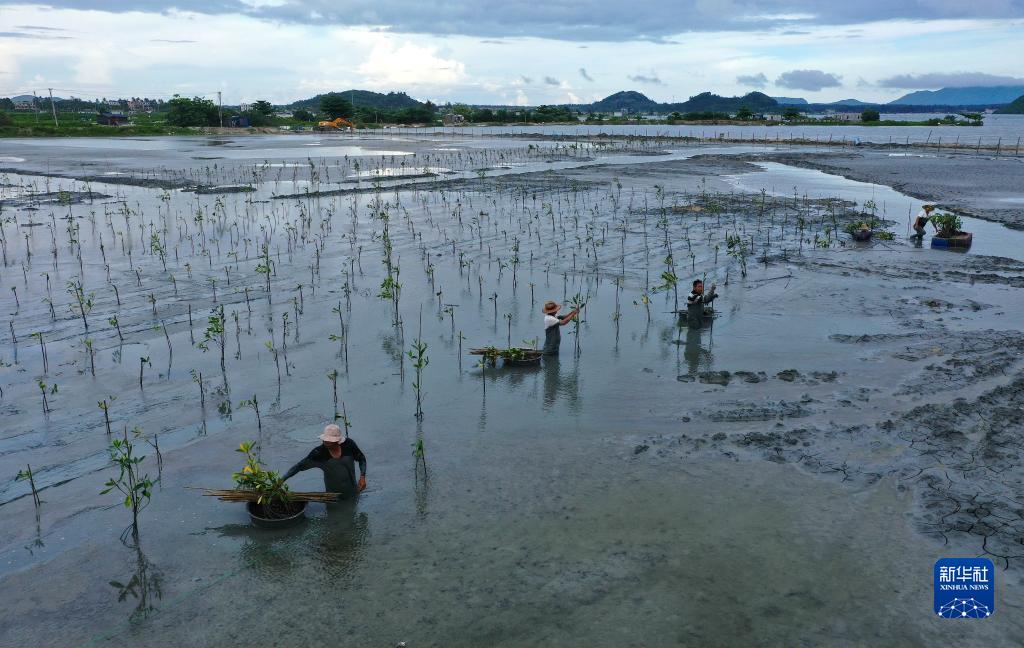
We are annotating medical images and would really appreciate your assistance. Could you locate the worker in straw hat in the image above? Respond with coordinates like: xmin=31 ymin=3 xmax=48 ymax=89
xmin=282 ymin=424 xmax=367 ymax=499
xmin=542 ymin=300 xmax=581 ymax=356
xmin=912 ymin=204 xmax=937 ymax=239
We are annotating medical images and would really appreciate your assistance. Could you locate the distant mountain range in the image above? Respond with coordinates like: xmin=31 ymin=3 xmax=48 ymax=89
xmin=772 ymin=97 xmax=808 ymax=105
xmin=890 ymin=85 xmax=1024 ymax=106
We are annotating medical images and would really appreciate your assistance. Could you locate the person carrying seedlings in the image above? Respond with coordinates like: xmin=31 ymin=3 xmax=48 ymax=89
xmin=912 ymin=204 xmax=937 ymax=239
xmin=686 ymin=279 xmax=718 ymax=328
xmin=282 ymin=424 xmax=367 ymax=500
xmin=542 ymin=300 xmax=580 ymax=355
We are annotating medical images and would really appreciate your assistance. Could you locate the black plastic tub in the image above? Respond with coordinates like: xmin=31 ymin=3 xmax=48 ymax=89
xmin=246 ymin=500 xmax=307 ymax=529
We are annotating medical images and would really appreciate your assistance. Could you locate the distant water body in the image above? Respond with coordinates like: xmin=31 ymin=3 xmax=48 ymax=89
xmin=416 ymin=114 xmax=1024 ymax=147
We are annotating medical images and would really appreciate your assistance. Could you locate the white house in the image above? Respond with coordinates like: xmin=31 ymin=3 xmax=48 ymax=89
xmin=833 ymin=113 xmax=862 ymax=122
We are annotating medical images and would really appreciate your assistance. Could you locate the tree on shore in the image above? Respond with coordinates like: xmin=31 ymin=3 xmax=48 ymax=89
xmin=861 ymin=108 xmax=880 ymax=122
xmin=320 ymin=94 xmax=354 ymax=119
xmin=167 ymin=96 xmax=220 ymax=127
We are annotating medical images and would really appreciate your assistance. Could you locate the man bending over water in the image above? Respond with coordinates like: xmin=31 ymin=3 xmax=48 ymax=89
xmin=283 ymin=424 xmax=367 ymax=499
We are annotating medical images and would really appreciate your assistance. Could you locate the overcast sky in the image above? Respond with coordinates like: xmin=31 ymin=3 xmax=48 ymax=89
xmin=1 ymin=1 xmax=1022 ymax=105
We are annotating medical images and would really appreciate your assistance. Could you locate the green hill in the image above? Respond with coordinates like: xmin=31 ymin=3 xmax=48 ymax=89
xmin=289 ymin=90 xmax=425 ymax=111
xmin=994 ymin=94 xmax=1024 ymax=114
xmin=674 ymin=91 xmax=777 ymax=113
xmin=589 ymin=91 xmax=660 ymax=112
xmin=582 ymin=90 xmax=777 ymax=114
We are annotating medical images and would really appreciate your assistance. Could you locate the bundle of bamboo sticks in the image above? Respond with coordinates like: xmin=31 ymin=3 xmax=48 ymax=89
xmin=198 ymin=488 xmax=340 ymax=503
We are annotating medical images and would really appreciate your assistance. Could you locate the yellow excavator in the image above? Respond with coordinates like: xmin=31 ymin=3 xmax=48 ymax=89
xmin=315 ymin=117 xmax=356 ymax=132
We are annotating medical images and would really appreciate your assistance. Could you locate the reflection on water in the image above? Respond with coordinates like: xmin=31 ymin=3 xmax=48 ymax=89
xmin=110 ymin=544 xmax=163 ymax=622
xmin=312 ymin=501 xmax=371 ymax=578
xmin=542 ymin=356 xmax=581 ymax=412
xmin=683 ymin=327 xmax=715 ymax=377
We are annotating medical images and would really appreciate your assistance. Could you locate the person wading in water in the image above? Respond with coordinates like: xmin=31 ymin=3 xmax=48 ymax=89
xmin=686 ymin=279 xmax=718 ymax=328
xmin=542 ymin=300 xmax=580 ymax=355
xmin=912 ymin=204 xmax=937 ymax=239
xmin=282 ymin=424 xmax=367 ymax=500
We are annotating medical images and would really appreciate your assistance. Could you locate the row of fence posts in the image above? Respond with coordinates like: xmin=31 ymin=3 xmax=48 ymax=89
xmin=381 ymin=126 xmax=1021 ymax=156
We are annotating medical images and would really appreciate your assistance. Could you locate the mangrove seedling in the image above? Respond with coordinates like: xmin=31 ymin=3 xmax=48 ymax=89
xmin=109 ymin=316 xmax=124 ymax=343
xmin=99 ymin=397 xmax=115 ymax=436
xmin=37 ymin=380 xmax=55 ymax=414
xmin=66 ymin=279 xmax=93 ymax=332
xmin=30 ymin=332 xmax=48 ymax=374
xmin=138 ymin=356 xmax=151 ymax=389
xmin=197 ymin=306 xmax=227 ymax=375
xmin=568 ymin=293 xmax=587 ymax=356
xmin=101 ymin=426 xmax=154 ymax=544
xmin=412 ymin=439 xmax=427 ymax=476
xmin=931 ymin=212 xmax=963 ymax=237
xmin=407 ymin=313 xmax=429 ymax=419
xmin=83 ymin=338 xmax=96 ymax=377
xmin=265 ymin=341 xmax=282 ymax=386
xmin=232 ymin=441 xmax=291 ymax=508
xmin=239 ymin=395 xmax=262 ymax=437
xmin=726 ymin=233 xmax=748 ymax=278
xmin=653 ymin=255 xmax=680 ymax=312
xmin=327 ymin=369 xmax=340 ymax=420
xmin=16 ymin=464 xmax=41 ymax=509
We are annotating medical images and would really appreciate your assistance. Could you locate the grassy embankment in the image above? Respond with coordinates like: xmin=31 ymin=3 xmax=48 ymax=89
xmin=0 ymin=111 xmax=328 ymax=137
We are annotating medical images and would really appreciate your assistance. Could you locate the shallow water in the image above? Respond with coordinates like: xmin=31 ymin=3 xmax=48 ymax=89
xmin=1 ymin=135 xmax=1022 ymax=645
xmin=722 ymin=161 xmax=1024 ymax=261
xmin=400 ymin=114 xmax=1024 ymax=146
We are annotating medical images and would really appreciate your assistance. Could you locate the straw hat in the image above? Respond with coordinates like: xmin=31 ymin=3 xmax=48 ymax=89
xmin=543 ymin=300 xmax=560 ymax=315
xmin=319 ymin=423 xmax=346 ymax=444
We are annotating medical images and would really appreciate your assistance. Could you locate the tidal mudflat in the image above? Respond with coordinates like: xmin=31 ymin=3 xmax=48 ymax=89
xmin=1 ymin=133 xmax=1023 ymax=646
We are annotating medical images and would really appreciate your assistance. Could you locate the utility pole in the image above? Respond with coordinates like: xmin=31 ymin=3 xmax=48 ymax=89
xmin=217 ymin=91 xmax=223 ymax=127
xmin=32 ymin=90 xmax=39 ymax=123
xmin=48 ymin=88 xmax=58 ymax=128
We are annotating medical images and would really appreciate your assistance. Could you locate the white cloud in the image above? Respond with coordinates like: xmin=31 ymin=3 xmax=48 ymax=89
xmin=356 ymin=40 xmax=466 ymax=87
xmin=0 ymin=6 xmax=1020 ymax=105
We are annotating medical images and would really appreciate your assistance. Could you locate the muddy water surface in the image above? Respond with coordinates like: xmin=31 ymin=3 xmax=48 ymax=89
xmin=1 ymin=135 xmax=1023 ymax=646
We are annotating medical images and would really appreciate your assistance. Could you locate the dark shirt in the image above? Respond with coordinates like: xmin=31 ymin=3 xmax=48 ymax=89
xmin=283 ymin=440 xmax=367 ymax=498
xmin=687 ymin=290 xmax=716 ymax=305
